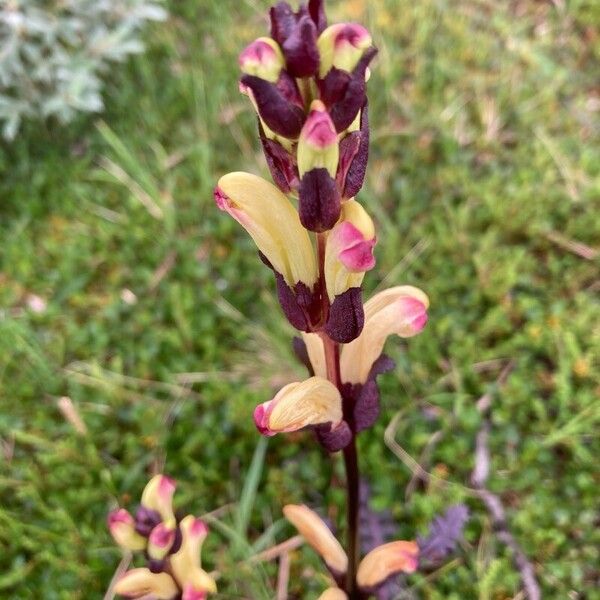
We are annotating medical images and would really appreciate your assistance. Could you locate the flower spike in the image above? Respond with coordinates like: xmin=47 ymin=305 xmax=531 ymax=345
xmin=254 ymin=376 xmax=342 ymax=436
xmin=283 ymin=504 xmax=348 ymax=576
xmin=341 ymin=286 xmax=429 ymax=384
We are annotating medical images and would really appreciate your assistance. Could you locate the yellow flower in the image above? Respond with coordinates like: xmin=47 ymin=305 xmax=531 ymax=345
xmin=356 ymin=540 xmax=419 ymax=589
xmin=215 ymin=172 xmax=318 ymax=288
xmin=340 ymin=286 xmax=429 ymax=384
xmin=283 ymin=504 xmax=348 ymax=575
xmin=254 ymin=377 xmax=342 ymax=435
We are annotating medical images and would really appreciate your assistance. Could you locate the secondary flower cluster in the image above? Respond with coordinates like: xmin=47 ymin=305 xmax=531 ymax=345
xmin=215 ymin=0 xmax=429 ymax=451
xmin=107 ymin=475 xmax=216 ymax=600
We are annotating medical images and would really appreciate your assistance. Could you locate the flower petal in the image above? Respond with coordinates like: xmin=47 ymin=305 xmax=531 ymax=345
xmin=317 ymin=23 xmax=372 ymax=77
xmin=114 ymin=568 xmax=179 ymax=599
xmin=239 ymin=37 xmax=284 ymax=82
xmin=297 ymin=100 xmax=339 ymax=178
xmin=340 ymin=286 xmax=429 ymax=384
xmin=318 ymin=588 xmax=348 ymax=600
xmin=148 ymin=522 xmax=176 ymax=560
xmin=356 ymin=540 xmax=419 ymax=590
xmin=216 ymin=172 xmax=318 ymax=289
xmin=171 ymin=516 xmax=216 ymax=594
xmin=141 ymin=475 xmax=176 ymax=526
xmin=283 ymin=504 xmax=348 ymax=575
xmin=254 ymin=377 xmax=342 ymax=435
xmin=108 ymin=508 xmax=147 ymax=551
xmin=324 ymin=200 xmax=376 ymax=301
xmin=300 ymin=332 xmax=327 ymax=379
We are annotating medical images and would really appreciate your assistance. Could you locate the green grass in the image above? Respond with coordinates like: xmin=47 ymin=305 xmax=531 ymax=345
xmin=1 ymin=0 xmax=599 ymax=597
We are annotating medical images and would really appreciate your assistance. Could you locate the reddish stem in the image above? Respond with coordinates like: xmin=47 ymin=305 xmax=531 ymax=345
xmin=316 ymin=232 xmax=361 ymax=597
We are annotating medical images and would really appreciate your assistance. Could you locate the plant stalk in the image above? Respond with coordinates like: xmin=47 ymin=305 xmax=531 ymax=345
xmin=316 ymin=232 xmax=361 ymax=597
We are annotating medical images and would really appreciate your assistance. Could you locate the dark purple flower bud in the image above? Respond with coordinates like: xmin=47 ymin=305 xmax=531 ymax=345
xmin=270 ymin=2 xmax=319 ymax=78
xmin=299 ymin=168 xmax=341 ymax=232
xmin=270 ymin=2 xmax=298 ymax=45
xmin=308 ymin=0 xmax=327 ymax=33
xmin=147 ymin=558 xmax=166 ymax=574
xmin=134 ymin=506 xmax=162 ymax=537
xmin=241 ymin=74 xmax=305 ymax=138
xmin=258 ymin=252 xmax=320 ymax=332
xmin=316 ymin=419 xmax=352 ymax=452
xmin=320 ymin=47 xmax=377 ymax=132
xmin=340 ymin=102 xmax=369 ymax=198
xmin=277 ymin=69 xmax=305 ymax=106
xmin=282 ymin=14 xmax=319 ymax=77
xmin=337 ymin=129 xmax=361 ymax=193
xmin=275 ymin=273 xmax=310 ymax=331
xmin=325 ymin=286 xmax=364 ymax=343
xmin=258 ymin=122 xmax=299 ymax=193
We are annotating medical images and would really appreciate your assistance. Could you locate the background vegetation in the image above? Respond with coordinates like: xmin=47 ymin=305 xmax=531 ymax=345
xmin=1 ymin=0 xmax=598 ymax=597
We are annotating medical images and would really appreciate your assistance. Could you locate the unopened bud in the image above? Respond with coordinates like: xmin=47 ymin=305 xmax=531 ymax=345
xmin=239 ymin=37 xmax=284 ymax=83
xmin=318 ymin=23 xmax=372 ymax=77
xmin=297 ymin=100 xmax=339 ymax=178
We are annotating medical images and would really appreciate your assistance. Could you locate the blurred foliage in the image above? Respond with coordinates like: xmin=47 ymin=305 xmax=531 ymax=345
xmin=0 ymin=0 xmax=166 ymax=140
xmin=0 ymin=0 xmax=599 ymax=598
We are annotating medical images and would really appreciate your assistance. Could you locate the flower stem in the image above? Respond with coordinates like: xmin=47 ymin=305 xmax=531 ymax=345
xmin=316 ymin=232 xmax=361 ymax=596
xmin=343 ymin=436 xmax=361 ymax=598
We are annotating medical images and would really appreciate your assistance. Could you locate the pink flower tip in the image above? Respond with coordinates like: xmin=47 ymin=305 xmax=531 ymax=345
xmin=189 ymin=517 xmax=209 ymax=537
xmin=108 ymin=508 xmax=134 ymax=529
xmin=253 ymin=402 xmax=275 ymax=436
xmin=239 ymin=39 xmax=277 ymax=69
xmin=214 ymin=186 xmax=230 ymax=211
xmin=334 ymin=24 xmax=372 ymax=50
xmin=157 ymin=475 xmax=176 ymax=498
xmin=336 ymin=222 xmax=376 ymax=272
xmin=149 ymin=523 xmax=175 ymax=548
xmin=182 ymin=585 xmax=208 ymax=600
xmin=399 ymin=296 xmax=429 ymax=334
xmin=303 ymin=102 xmax=337 ymax=149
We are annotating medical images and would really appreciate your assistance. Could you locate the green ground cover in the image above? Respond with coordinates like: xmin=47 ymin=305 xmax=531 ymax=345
xmin=0 ymin=0 xmax=598 ymax=597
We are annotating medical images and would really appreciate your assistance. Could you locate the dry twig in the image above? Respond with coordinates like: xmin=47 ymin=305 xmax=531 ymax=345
xmin=471 ymin=361 xmax=541 ymax=600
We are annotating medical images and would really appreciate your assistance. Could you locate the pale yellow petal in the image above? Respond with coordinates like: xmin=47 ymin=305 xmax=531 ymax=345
xmin=356 ymin=540 xmax=419 ymax=589
xmin=257 ymin=377 xmax=342 ymax=434
xmin=216 ymin=172 xmax=317 ymax=287
xmin=340 ymin=286 xmax=429 ymax=384
xmin=283 ymin=504 xmax=348 ymax=574
xmin=318 ymin=588 xmax=348 ymax=600
xmin=114 ymin=568 xmax=179 ymax=599
xmin=301 ymin=332 xmax=327 ymax=379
